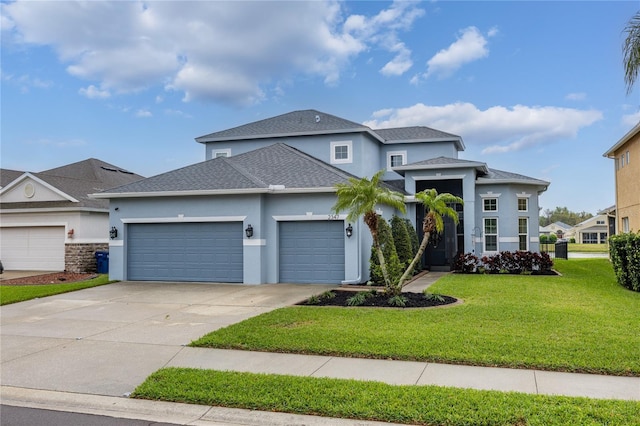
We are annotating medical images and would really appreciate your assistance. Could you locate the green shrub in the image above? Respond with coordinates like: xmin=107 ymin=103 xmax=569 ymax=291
xmin=609 ymin=232 xmax=640 ymax=292
xmin=403 ymin=218 xmax=422 ymax=273
xmin=369 ymin=217 xmax=403 ymax=286
xmin=390 ymin=215 xmax=413 ymax=272
xmin=570 ymin=237 xmax=576 ymax=243
xmin=548 ymin=234 xmax=558 ymax=243
xmin=540 ymin=234 xmax=549 ymax=244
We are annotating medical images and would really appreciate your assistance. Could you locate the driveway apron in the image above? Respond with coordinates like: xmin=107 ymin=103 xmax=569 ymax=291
xmin=0 ymin=281 xmax=334 ymax=397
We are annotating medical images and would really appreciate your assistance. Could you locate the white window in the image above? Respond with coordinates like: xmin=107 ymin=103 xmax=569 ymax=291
xmin=330 ymin=141 xmax=352 ymax=164
xmin=622 ymin=154 xmax=625 ymax=167
xmin=622 ymin=217 xmax=630 ymax=233
xmin=387 ymin=151 xmax=407 ymax=169
xmin=483 ymin=198 xmax=498 ymax=212
xmin=582 ymin=232 xmax=598 ymax=244
xmin=213 ymin=149 xmax=231 ymax=158
xmin=596 ymin=220 xmax=605 ymax=225
xmin=517 ymin=198 xmax=528 ymax=212
xmin=484 ymin=218 xmax=498 ymax=252
xmin=518 ymin=217 xmax=528 ymax=251
xmin=627 ymin=151 xmax=631 ymax=164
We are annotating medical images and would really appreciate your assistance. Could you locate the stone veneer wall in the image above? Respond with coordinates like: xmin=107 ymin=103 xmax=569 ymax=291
xmin=65 ymin=243 xmax=108 ymax=273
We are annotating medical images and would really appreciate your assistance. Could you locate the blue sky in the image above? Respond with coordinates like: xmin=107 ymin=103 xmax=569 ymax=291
xmin=1 ymin=1 xmax=638 ymax=215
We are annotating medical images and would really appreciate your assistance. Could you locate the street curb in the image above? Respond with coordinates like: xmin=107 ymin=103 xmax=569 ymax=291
xmin=0 ymin=386 xmax=401 ymax=426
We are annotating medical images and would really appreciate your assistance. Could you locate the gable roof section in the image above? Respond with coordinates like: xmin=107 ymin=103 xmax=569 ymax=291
xmin=94 ymin=143 xmax=375 ymax=198
xmin=1 ymin=158 xmax=144 ymax=210
xmin=476 ymin=168 xmax=550 ymax=187
xmin=0 ymin=169 xmax=24 ymax=188
xmin=393 ymin=156 xmax=487 ymax=175
xmin=196 ymin=109 xmax=378 ymax=143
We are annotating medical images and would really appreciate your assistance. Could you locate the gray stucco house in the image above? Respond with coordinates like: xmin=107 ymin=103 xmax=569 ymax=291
xmin=94 ymin=110 xmax=549 ymax=284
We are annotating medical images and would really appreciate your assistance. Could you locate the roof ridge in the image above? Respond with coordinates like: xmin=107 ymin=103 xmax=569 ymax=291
xmin=224 ymin=156 xmax=269 ymax=188
xmin=275 ymin=143 xmax=359 ymax=181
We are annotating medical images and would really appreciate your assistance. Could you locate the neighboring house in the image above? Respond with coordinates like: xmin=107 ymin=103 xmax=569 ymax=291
xmin=0 ymin=159 xmax=143 ymax=272
xmin=94 ymin=110 xmax=549 ymax=284
xmin=571 ymin=215 xmax=609 ymax=244
xmin=539 ymin=221 xmax=572 ymax=239
xmin=603 ymin=122 xmax=640 ymax=233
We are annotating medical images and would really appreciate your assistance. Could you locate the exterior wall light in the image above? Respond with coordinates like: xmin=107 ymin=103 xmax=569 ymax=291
xmin=109 ymin=226 xmax=118 ymax=240
xmin=345 ymin=223 xmax=353 ymax=238
xmin=245 ymin=224 xmax=254 ymax=238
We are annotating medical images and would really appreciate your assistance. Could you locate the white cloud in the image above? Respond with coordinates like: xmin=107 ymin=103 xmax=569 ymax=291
xmin=565 ymin=92 xmax=587 ymax=101
xmin=135 ymin=109 xmax=152 ymax=118
xmin=364 ymin=102 xmax=603 ymax=153
xmin=2 ymin=0 xmax=424 ymax=105
xmin=425 ymin=26 xmax=490 ymax=78
xmin=621 ymin=111 xmax=640 ymax=127
xmin=79 ymin=85 xmax=110 ymax=99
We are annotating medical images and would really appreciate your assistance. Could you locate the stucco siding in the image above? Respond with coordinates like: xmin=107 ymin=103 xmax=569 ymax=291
xmin=613 ymin=135 xmax=640 ymax=232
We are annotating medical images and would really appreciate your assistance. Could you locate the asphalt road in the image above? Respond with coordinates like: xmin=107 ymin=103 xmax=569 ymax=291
xmin=0 ymin=405 xmax=181 ymax=426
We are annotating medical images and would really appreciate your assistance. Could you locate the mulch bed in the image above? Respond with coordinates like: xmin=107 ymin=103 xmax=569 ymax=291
xmin=0 ymin=272 xmax=97 ymax=286
xmin=298 ymin=289 xmax=458 ymax=308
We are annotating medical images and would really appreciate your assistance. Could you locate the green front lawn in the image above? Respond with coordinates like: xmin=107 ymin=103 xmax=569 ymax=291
xmin=192 ymin=259 xmax=640 ymax=376
xmin=133 ymin=368 xmax=640 ymax=426
xmin=568 ymin=243 xmax=609 ymax=253
xmin=0 ymin=274 xmax=113 ymax=305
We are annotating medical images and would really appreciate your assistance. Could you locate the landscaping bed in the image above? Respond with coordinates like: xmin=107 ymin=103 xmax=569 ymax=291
xmin=0 ymin=272 xmax=96 ymax=286
xmin=298 ymin=289 xmax=457 ymax=308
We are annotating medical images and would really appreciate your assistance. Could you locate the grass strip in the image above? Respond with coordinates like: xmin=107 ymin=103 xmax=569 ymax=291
xmin=0 ymin=274 xmax=113 ymax=305
xmin=191 ymin=259 xmax=640 ymax=376
xmin=133 ymin=368 xmax=640 ymax=426
xmin=568 ymin=243 xmax=609 ymax=253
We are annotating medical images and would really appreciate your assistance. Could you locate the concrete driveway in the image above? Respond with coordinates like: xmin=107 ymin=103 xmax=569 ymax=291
xmin=1 ymin=281 xmax=335 ymax=397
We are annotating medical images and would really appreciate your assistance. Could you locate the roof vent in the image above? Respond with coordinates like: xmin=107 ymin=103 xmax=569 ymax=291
xmin=315 ymin=115 xmax=320 ymax=123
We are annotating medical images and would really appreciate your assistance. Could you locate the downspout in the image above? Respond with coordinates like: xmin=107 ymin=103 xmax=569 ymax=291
xmin=341 ymin=220 xmax=362 ymax=285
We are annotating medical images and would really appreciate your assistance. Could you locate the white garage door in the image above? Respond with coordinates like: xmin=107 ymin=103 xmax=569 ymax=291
xmin=0 ymin=227 xmax=65 ymax=271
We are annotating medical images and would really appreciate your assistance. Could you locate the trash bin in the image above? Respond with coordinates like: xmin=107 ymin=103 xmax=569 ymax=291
xmin=95 ymin=251 xmax=109 ymax=274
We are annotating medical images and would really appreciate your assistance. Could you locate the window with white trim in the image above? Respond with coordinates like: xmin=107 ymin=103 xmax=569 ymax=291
xmin=622 ymin=217 xmax=630 ymax=233
xmin=484 ymin=218 xmax=498 ymax=252
xmin=518 ymin=217 xmax=528 ymax=251
xmin=483 ymin=198 xmax=498 ymax=212
xmin=627 ymin=151 xmax=631 ymax=164
xmin=213 ymin=148 xmax=231 ymax=158
xmin=330 ymin=141 xmax=352 ymax=164
xmin=387 ymin=151 xmax=407 ymax=169
xmin=517 ymin=197 xmax=528 ymax=212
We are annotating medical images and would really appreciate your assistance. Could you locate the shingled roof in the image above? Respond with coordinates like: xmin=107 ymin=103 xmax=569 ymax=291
xmin=393 ymin=156 xmax=487 ymax=175
xmin=196 ymin=110 xmax=374 ymax=143
xmin=195 ymin=109 xmax=464 ymax=148
xmin=1 ymin=158 xmax=144 ymax=209
xmin=95 ymin=143 xmax=391 ymax=197
xmin=477 ymin=168 xmax=550 ymax=186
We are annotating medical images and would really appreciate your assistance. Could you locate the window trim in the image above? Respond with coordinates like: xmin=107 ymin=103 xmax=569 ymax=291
xmin=387 ymin=150 xmax=407 ymax=169
xmin=330 ymin=141 xmax=353 ymax=164
xmin=518 ymin=217 xmax=529 ymax=251
xmin=622 ymin=217 xmax=630 ymax=233
xmin=483 ymin=198 xmax=498 ymax=212
xmin=484 ymin=217 xmax=499 ymax=253
xmin=517 ymin=197 xmax=528 ymax=212
xmin=213 ymin=148 xmax=231 ymax=158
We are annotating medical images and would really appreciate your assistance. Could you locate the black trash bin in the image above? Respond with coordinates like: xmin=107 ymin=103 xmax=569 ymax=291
xmin=95 ymin=251 xmax=109 ymax=274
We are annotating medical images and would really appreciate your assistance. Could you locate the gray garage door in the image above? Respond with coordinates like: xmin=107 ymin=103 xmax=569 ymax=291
xmin=127 ymin=222 xmax=243 ymax=282
xmin=279 ymin=221 xmax=345 ymax=284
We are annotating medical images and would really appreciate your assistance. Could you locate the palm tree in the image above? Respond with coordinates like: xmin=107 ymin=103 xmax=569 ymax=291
xmin=332 ymin=170 xmax=406 ymax=289
xmin=397 ymin=189 xmax=463 ymax=289
xmin=623 ymin=11 xmax=640 ymax=94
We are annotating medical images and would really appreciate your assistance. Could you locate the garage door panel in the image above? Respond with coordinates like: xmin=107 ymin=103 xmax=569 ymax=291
xmin=127 ymin=222 xmax=242 ymax=283
xmin=279 ymin=221 xmax=344 ymax=284
xmin=0 ymin=227 xmax=65 ymax=271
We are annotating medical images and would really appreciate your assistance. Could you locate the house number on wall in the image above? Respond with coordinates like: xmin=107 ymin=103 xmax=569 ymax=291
xmin=327 ymin=214 xmax=340 ymax=220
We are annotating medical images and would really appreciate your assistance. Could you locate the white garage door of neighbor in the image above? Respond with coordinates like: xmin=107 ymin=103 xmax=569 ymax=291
xmin=0 ymin=226 xmax=66 ymax=271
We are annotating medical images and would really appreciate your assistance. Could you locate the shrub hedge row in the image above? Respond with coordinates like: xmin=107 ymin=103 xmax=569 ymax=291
xmin=609 ymin=232 xmax=640 ymax=292
xmin=453 ymin=251 xmax=554 ymax=274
